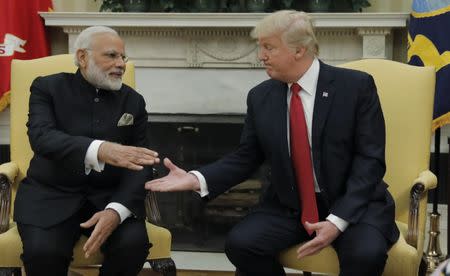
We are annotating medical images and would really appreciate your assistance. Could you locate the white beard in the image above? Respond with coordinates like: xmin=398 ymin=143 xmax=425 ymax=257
xmin=85 ymin=60 xmax=123 ymax=91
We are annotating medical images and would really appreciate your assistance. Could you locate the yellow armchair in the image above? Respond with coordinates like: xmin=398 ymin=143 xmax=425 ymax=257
xmin=279 ymin=59 xmax=437 ymax=276
xmin=0 ymin=54 xmax=176 ymax=276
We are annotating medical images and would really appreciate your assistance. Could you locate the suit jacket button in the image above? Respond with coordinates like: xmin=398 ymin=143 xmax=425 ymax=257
xmin=94 ymin=97 xmax=100 ymax=103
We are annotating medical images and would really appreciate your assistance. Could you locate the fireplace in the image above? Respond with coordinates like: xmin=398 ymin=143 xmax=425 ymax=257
xmin=147 ymin=119 xmax=269 ymax=252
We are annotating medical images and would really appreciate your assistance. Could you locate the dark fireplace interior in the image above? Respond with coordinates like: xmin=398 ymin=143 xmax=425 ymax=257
xmin=148 ymin=120 xmax=268 ymax=252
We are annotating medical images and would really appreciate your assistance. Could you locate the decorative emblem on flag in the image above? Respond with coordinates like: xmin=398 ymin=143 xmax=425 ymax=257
xmin=408 ymin=0 xmax=450 ymax=130
xmin=0 ymin=0 xmax=53 ymax=111
xmin=0 ymin=34 xmax=27 ymax=57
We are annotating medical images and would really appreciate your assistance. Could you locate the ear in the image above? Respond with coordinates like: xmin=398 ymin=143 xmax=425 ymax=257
xmin=76 ymin=49 xmax=88 ymax=69
xmin=295 ymin=46 xmax=306 ymax=60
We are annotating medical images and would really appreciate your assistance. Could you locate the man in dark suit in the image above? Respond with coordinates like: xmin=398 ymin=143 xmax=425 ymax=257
xmin=145 ymin=10 xmax=399 ymax=276
xmin=14 ymin=26 xmax=160 ymax=276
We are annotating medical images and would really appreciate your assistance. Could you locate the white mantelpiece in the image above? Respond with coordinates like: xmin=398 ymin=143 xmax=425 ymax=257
xmin=41 ymin=12 xmax=408 ymax=66
xmin=38 ymin=12 xmax=408 ymax=117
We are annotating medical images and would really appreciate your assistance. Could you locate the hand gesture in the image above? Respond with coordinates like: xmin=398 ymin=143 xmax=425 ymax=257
xmin=80 ymin=209 xmax=120 ymax=258
xmin=296 ymin=221 xmax=341 ymax=259
xmin=145 ymin=158 xmax=200 ymax=192
xmin=98 ymin=141 xmax=160 ymax=170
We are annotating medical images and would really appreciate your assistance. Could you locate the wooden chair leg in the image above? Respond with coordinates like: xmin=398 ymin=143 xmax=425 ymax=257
xmin=147 ymin=258 xmax=176 ymax=276
xmin=0 ymin=268 xmax=21 ymax=276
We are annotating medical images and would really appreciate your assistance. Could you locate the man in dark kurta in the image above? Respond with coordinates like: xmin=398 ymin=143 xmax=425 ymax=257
xmin=14 ymin=26 xmax=159 ymax=276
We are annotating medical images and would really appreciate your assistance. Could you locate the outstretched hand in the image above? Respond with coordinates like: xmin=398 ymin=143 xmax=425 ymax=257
xmin=296 ymin=221 xmax=341 ymax=259
xmin=145 ymin=158 xmax=200 ymax=192
xmin=98 ymin=141 xmax=160 ymax=171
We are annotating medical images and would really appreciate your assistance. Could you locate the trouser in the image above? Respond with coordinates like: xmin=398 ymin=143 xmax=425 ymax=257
xmin=225 ymin=196 xmax=390 ymax=276
xmin=17 ymin=201 xmax=150 ymax=276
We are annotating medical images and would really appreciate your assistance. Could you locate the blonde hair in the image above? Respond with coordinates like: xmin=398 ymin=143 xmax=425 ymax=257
xmin=251 ymin=10 xmax=319 ymax=56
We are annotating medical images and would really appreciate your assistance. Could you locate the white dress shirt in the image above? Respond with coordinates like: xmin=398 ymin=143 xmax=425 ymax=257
xmin=191 ymin=58 xmax=348 ymax=232
xmin=84 ymin=140 xmax=132 ymax=223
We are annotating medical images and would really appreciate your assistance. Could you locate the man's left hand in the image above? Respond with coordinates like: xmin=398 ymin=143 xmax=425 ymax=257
xmin=296 ymin=221 xmax=341 ymax=259
xmin=80 ymin=209 xmax=121 ymax=258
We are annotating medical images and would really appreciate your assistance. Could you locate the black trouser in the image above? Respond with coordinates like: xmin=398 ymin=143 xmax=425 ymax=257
xmin=17 ymin=201 xmax=150 ymax=276
xmin=225 ymin=196 xmax=390 ymax=276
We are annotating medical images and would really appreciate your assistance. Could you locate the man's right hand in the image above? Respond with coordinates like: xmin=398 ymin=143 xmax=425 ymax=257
xmin=98 ymin=141 xmax=160 ymax=171
xmin=145 ymin=158 xmax=200 ymax=192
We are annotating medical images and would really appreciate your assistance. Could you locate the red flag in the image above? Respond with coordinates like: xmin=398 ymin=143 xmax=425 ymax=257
xmin=0 ymin=0 xmax=53 ymax=111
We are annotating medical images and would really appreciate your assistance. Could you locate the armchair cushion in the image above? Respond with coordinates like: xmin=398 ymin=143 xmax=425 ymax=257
xmin=0 ymin=223 xmax=21 ymax=267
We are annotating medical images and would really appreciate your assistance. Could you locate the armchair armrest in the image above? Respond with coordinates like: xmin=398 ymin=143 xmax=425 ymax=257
xmin=407 ymin=170 xmax=437 ymax=248
xmin=0 ymin=162 xmax=19 ymax=233
xmin=0 ymin=162 xmax=19 ymax=184
xmin=413 ymin=170 xmax=437 ymax=191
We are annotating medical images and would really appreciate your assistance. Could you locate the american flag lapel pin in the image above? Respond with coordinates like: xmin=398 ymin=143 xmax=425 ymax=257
xmin=322 ymin=91 xmax=328 ymax=97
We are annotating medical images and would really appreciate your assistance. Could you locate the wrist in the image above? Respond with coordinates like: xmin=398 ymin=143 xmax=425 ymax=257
xmin=105 ymin=208 xmax=120 ymax=223
xmin=97 ymin=141 xmax=108 ymax=162
xmin=188 ymin=173 xmax=201 ymax=191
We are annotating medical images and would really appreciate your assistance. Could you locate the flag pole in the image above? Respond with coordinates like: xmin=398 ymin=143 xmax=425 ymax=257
xmin=433 ymin=128 xmax=440 ymax=214
xmin=447 ymin=136 xmax=450 ymax=259
xmin=423 ymin=127 xmax=445 ymax=272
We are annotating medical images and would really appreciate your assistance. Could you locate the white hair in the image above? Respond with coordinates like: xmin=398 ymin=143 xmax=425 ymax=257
xmin=251 ymin=10 xmax=319 ymax=56
xmin=73 ymin=26 xmax=119 ymax=67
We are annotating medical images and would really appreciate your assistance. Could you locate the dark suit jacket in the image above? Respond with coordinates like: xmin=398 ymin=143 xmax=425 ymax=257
xmin=14 ymin=70 xmax=150 ymax=228
xmin=198 ymin=61 xmax=399 ymax=243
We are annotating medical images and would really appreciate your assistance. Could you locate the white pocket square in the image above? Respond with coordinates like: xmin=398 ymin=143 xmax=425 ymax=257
xmin=117 ymin=113 xmax=134 ymax=126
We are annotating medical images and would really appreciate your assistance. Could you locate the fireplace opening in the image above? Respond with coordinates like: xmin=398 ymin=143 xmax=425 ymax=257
xmin=148 ymin=120 xmax=269 ymax=252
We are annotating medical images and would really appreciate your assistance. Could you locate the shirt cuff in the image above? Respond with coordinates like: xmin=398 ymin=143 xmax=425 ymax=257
xmin=105 ymin=202 xmax=132 ymax=224
xmin=326 ymin=214 xmax=349 ymax=232
xmin=189 ymin=170 xmax=209 ymax=197
xmin=84 ymin=140 xmax=106 ymax=175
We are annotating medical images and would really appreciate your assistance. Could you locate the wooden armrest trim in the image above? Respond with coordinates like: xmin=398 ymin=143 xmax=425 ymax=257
xmin=0 ymin=174 xmax=12 ymax=234
xmin=406 ymin=182 xmax=425 ymax=248
xmin=145 ymin=191 xmax=162 ymax=225
xmin=145 ymin=167 xmax=163 ymax=225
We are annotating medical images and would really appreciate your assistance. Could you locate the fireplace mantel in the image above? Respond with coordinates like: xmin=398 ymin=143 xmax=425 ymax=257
xmin=40 ymin=12 xmax=407 ymax=28
xmin=40 ymin=12 xmax=408 ymax=67
xmin=36 ymin=12 xmax=410 ymax=118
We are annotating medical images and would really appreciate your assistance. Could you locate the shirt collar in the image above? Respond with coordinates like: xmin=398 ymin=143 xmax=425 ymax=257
xmin=289 ymin=57 xmax=320 ymax=96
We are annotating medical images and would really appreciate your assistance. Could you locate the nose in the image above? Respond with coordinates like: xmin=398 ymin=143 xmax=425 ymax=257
xmin=115 ymin=57 xmax=126 ymax=68
xmin=258 ymin=48 xmax=267 ymax=62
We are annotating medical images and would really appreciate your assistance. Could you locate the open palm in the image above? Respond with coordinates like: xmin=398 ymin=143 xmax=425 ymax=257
xmin=145 ymin=158 xmax=200 ymax=192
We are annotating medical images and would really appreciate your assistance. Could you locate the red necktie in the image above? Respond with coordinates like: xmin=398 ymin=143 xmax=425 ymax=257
xmin=289 ymin=83 xmax=319 ymax=235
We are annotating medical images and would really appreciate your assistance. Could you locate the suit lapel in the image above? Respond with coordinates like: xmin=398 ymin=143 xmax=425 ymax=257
xmin=270 ymin=80 xmax=293 ymax=175
xmin=312 ymin=61 xmax=336 ymax=150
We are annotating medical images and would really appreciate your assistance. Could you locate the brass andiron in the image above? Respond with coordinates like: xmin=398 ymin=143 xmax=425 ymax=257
xmin=423 ymin=212 xmax=446 ymax=273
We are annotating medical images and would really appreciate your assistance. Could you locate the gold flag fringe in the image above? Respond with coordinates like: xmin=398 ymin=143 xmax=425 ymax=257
xmin=432 ymin=112 xmax=450 ymax=132
xmin=0 ymin=92 xmax=10 ymax=112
